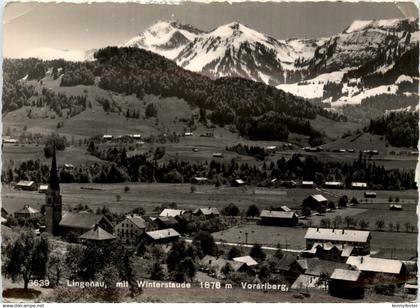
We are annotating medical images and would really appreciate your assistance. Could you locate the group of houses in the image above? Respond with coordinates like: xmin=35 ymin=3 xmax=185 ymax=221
xmin=285 ymin=227 xmax=417 ymax=299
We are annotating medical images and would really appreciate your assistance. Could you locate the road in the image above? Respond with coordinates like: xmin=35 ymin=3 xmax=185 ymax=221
xmin=183 ymin=238 xmax=303 ymax=253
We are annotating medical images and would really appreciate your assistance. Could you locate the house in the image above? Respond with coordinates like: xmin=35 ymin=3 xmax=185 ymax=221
xmin=115 ymin=214 xmax=148 ymax=244
xmin=233 ymin=256 xmax=258 ymax=267
xmin=79 ymin=224 xmax=116 ymax=243
xmin=364 ymin=191 xmax=376 ymax=198
xmin=288 ymin=257 xmax=349 ymax=284
xmin=15 ymin=180 xmax=37 ymax=191
xmin=212 ymin=152 xmax=224 ymax=158
xmin=38 ymin=184 xmax=49 ymax=193
xmin=324 ymin=181 xmax=343 ymax=189
xmin=200 ymin=255 xmax=250 ymax=277
xmin=14 ymin=205 xmax=40 ymax=219
xmin=329 ymin=269 xmax=364 ymax=299
xmin=302 ymin=181 xmax=315 ymax=188
xmin=346 ymin=256 xmax=408 ymax=283
xmin=260 ymin=210 xmax=298 ymax=226
xmin=390 ymin=204 xmax=403 ymax=211
xmin=144 ymin=228 xmax=180 ymax=244
xmin=191 ymin=177 xmax=208 ymax=184
xmin=103 ymin=135 xmax=113 ymax=140
xmin=64 ymin=163 xmax=74 ymax=170
xmin=302 ymin=242 xmax=355 ymax=262
xmin=159 ymin=209 xmax=185 ymax=217
xmin=351 ymin=182 xmax=367 ymax=190
xmin=58 ymin=212 xmax=114 ymax=236
xmin=184 ymin=132 xmax=194 ymax=137
xmin=303 ymin=194 xmax=328 ymax=211
xmin=232 ymin=179 xmax=247 ymax=187
xmin=154 ymin=216 xmax=181 ymax=231
xmin=192 ymin=207 xmax=220 ymax=217
xmin=304 ymin=228 xmax=371 ymax=252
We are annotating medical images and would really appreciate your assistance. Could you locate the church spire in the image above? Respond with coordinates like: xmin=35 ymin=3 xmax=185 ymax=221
xmin=49 ymin=145 xmax=60 ymax=191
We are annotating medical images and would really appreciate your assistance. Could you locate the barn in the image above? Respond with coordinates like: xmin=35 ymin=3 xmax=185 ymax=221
xmin=303 ymin=194 xmax=328 ymax=211
xmin=260 ymin=210 xmax=298 ymax=226
xmin=15 ymin=180 xmax=37 ymax=191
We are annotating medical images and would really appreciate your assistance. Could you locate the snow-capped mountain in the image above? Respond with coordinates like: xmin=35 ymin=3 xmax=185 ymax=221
xmin=125 ymin=21 xmax=325 ymax=85
xmin=124 ymin=20 xmax=205 ymax=60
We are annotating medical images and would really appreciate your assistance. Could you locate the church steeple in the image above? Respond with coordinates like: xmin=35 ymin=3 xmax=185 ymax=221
xmin=49 ymin=145 xmax=60 ymax=191
xmin=45 ymin=144 xmax=62 ymax=236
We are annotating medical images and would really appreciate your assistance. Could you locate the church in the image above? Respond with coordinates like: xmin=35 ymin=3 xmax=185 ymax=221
xmin=45 ymin=147 xmax=114 ymax=237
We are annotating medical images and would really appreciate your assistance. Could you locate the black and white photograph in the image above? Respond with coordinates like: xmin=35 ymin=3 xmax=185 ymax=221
xmin=1 ymin=0 xmax=419 ymax=303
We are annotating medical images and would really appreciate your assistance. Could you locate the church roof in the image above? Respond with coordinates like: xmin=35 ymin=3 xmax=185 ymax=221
xmin=59 ymin=212 xmax=109 ymax=230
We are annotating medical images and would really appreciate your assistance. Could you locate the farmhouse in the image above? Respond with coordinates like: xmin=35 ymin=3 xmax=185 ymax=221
xmin=103 ymin=134 xmax=113 ymax=140
xmin=304 ymin=228 xmax=371 ymax=252
xmin=59 ymin=212 xmax=114 ymax=236
xmin=144 ymin=228 xmax=180 ymax=244
xmin=115 ymin=214 xmax=148 ymax=244
xmin=14 ymin=205 xmax=40 ymax=219
xmin=329 ymin=269 xmax=364 ymax=299
xmin=303 ymin=194 xmax=328 ymax=211
xmin=64 ymin=163 xmax=74 ymax=170
xmin=159 ymin=209 xmax=186 ymax=217
xmin=193 ymin=207 xmax=220 ymax=217
xmin=364 ymin=191 xmax=376 ymax=198
xmin=351 ymin=182 xmax=367 ymax=190
xmin=79 ymin=224 xmax=116 ymax=243
xmin=201 ymin=255 xmax=250 ymax=277
xmin=212 ymin=152 xmax=224 ymax=158
xmin=346 ymin=256 xmax=408 ymax=284
xmin=184 ymin=132 xmax=194 ymax=136
xmin=324 ymin=181 xmax=344 ymax=189
xmin=260 ymin=210 xmax=298 ymax=226
xmin=302 ymin=181 xmax=315 ymax=188
xmin=38 ymin=184 xmax=49 ymax=193
xmin=15 ymin=180 xmax=37 ymax=191
xmin=233 ymin=256 xmax=258 ymax=267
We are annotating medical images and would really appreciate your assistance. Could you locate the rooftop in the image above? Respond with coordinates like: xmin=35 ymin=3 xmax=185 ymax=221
xmin=346 ymin=256 xmax=403 ymax=274
xmin=193 ymin=208 xmax=220 ymax=216
xmin=125 ymin=214 xmax=147 ymax=229
xmin=15 ymin=205 xmax=39 ymax=214
xmin=310 ymin=194 xmax=328 ymax=202
xmin=233 ymin=256 xmax=258 ymax=266
xmin=260 ymin=210 xmax=297 ymax=219
xmin=59 ymin=212 xmax=109 ymax=230
xmin=331 ymin=269 xmax=361 ymax=281
xmin=79 ymin=225 xmax=116 ymax=241
xmin=159 ymin=209 xmax=185 ymax=217
xmin=146 ymin=228 xmax=180 ymax=240
xmin=305 ymin=228 xmax=371 ymax=243
xmin=16 ymin=180 xmax=35 ymax=186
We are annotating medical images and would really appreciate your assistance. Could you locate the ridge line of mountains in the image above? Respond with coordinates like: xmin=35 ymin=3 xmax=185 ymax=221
xmin=13 ymin=17 xmax=420 ymax=109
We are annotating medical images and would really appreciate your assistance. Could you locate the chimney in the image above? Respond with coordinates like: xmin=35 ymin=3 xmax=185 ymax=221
xmin=94 ymin=224 xmax=99 ymax=231
xmin=332 ymin=228 xmax=335 ymax=232
xmin=361 ymin=256 xmax=363 ymax=264
xmin=342 ymin=229 xmax=345 ymax=234
xmin=317 ymin=227 xmax=319 ymax=232
xmin=209 ymin=259 xmax=212 ymax=265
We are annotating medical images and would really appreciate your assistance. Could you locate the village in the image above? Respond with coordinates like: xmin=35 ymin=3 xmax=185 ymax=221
xmin=1 ymin=143 xmax=417 ymax=303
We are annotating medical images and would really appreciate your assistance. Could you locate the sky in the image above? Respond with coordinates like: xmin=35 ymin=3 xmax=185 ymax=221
xmin=3 ymin=1 xmax=418 ymax=58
